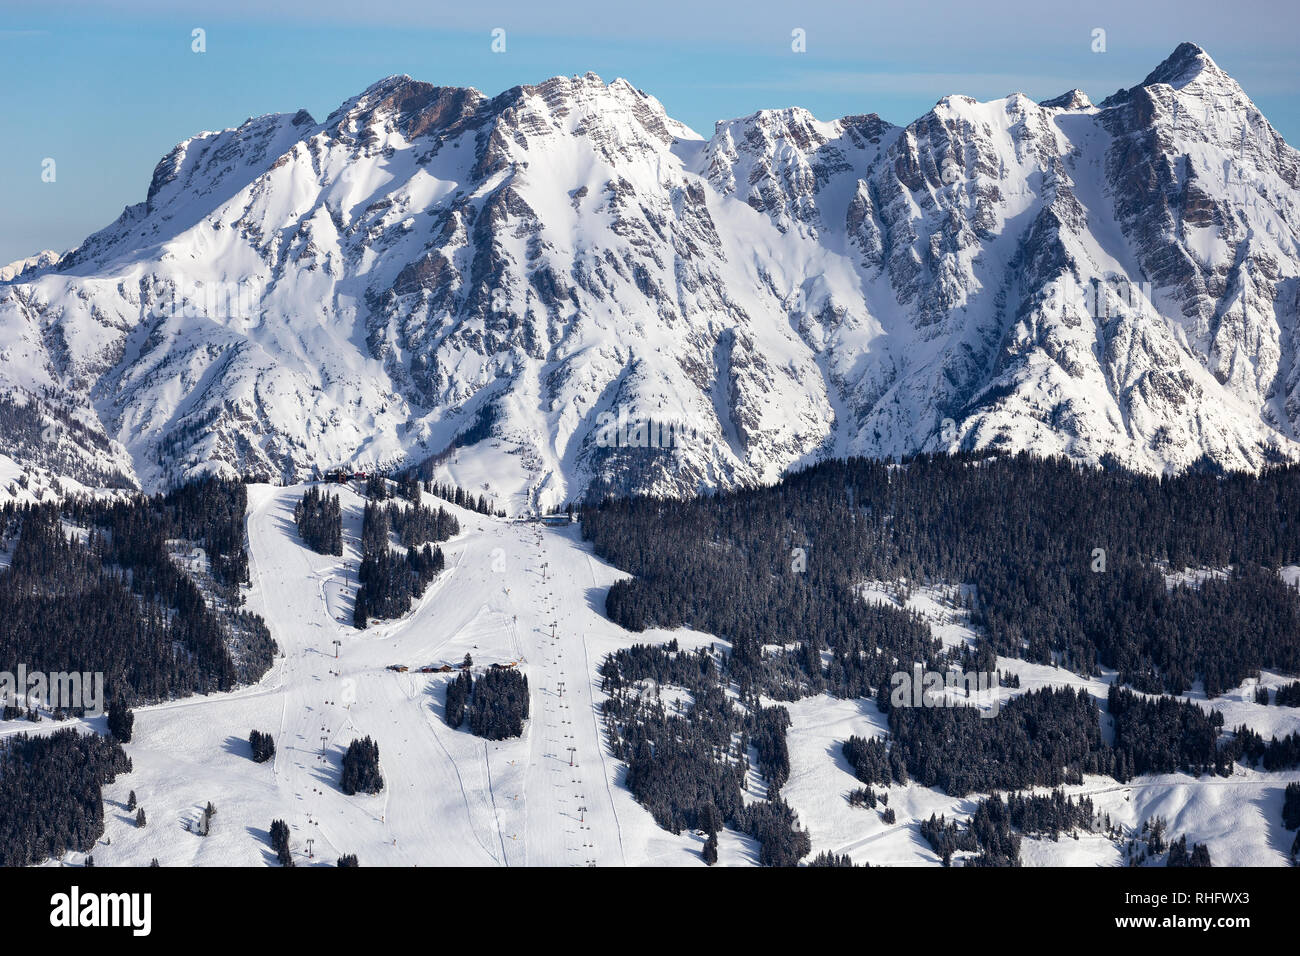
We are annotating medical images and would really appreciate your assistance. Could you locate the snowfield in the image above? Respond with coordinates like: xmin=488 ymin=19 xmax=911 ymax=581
xmin=0 ymin=486 xmax=1293 ymax=866
xmin=26 ymin=484 xmax=731 ymax=866
xmin=783 ymin=579 xmax=1300 ymax=866
xmin=4 ymin=45 xmax=1300 ymax=507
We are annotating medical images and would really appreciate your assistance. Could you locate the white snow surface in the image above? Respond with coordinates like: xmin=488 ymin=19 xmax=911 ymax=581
xmin=0 ymin=493 xmax=1290 ymax=866
xmin=3 ymin=45 xmax=1300 ymax=507
xmin=779 ymin=577 xmax=1300 ymax=866
xmin=15 ymin=484 xmax=735 ymax=866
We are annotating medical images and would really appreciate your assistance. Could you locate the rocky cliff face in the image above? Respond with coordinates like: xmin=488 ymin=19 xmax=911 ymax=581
xmin=2 ymin=44 xmax=1298 ymax=509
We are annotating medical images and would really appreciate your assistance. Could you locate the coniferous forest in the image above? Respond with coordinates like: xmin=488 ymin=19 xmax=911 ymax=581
xmin=249 ymin=729 xmax=276 ymax=763
xmin=444 ymin=669 xmax=472 ymax=728
xmin=269 ymin=818 xmax=292 ymax=866
xmin=340 ymin=736 xmax=384 ymax=795
xmin=586 ymin=455 xmax=1300 ymax=699
xmin=363 ymin=470 xmax=502 ymax=517
xmin=4 ymin=452 xmax=1298 ymax=868
xmin=0 ymin=730 xmax=131 ymax=866
xmin=352 ymin=500 xmax=445 ymax=628
xmin=386 ymin=499 xmax=460 ymax=550
xmin=581 ymin=454 xmax=1300 ymax=861
xmin=421 ymin=479 xmax=503 ymax=518
xmin=294 ymin=486 xmax=342 ymax=555
xmin=0 ymin=476 xmax=275 ymax=704
xmin=443 ymin=665 xmax=530 ymax=739
xmin=600 ymin=640 xmax=809 ymax=864
xmin=0 ymin=477 xmax=278 ymax=868
xmin=467 ymin=666 xmax=529 ymax=740
xmin=1284 ymin=782 xmax=1300 ymax=831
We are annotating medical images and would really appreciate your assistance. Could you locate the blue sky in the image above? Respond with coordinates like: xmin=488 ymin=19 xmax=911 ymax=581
xmin=2 ymin=0 xmax=1297 ymax=264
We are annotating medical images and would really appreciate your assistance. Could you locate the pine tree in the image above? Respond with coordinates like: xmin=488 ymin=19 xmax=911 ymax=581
xmin=269 ymin=818 xmax=292 ymax=865
xmin=250 ymin=730 xmax=276 ymax=763
xmin=1283 ymin=782 xmax=1300 ymax=830
xmin=107 ymin=698 xmax=134 ymax=743
xmin=702 ymin=833 xmax=718 ymax=866
xmin=340 ymin=737 xmax=384 ymax=795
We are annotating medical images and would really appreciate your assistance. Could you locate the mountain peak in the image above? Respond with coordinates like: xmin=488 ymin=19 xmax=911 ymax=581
xmin=1140 ymin=42 xmax=1222 ymax=90
xmin=0 ymin=249 xmax=61 ymax=283
xmin=511 ymin=71 xmax=665 ymax=109
xmin=326 ymin=76 xmax=485 ymax=141
xmin=4 ymin=56 xmax=1299 ymax=499
xmin=1099 ymin=43 xmax=1244 ymax=111
xmin=1040 ymin=89 xmax=1093 ymax=110
xmin=362 ymin=73 xmax=417 ymax=94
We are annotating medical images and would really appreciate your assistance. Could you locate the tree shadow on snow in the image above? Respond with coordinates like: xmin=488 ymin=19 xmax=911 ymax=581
xmin=245 ymin=825 xmax=279 ymax=865
xmin=583 ymin=585 xmax=610 ymax=619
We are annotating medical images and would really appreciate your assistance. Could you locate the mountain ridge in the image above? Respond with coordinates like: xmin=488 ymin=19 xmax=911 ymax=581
xmin=2 ymin=42 xmax=1298 ymax=511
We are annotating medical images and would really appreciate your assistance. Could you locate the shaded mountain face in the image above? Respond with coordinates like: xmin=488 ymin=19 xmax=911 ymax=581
xmin=2 ymin=44 xmax=1299 ymax=507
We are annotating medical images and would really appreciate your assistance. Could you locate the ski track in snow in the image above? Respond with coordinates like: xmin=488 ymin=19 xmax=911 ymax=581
xmin=5 ymin=485 xmax=1297 ymax=866
xmin=22 ymin=483 xmax=721 ymax=866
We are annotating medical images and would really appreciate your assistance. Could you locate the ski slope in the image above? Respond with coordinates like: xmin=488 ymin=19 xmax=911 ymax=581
xmin=33 ymin=483 xmax=749 ymax=866
xmin=9 ymin=484 xmax=1295 ymax=867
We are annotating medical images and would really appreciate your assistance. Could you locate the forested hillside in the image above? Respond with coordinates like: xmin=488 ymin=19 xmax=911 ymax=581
xmin=0 ymin=477 xmax=274 ymax=703
xmin=582 ymin=454 xmax=1300 ymax=855
xmin=585 ymin=454 xmax=1300 ymax=698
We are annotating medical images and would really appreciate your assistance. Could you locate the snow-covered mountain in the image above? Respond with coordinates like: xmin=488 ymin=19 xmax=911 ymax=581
xmin=0 ymin=250 xmax=60 ymax=283
xmin=3 ymin=43 xmax=1299 ymax=508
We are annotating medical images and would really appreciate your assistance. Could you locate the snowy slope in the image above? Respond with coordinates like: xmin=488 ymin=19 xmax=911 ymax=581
xmin=10 ymin=485 xmax=737 ymax=866
xmin=0 ymin=251 xmax=59 ymax=283
xmin=781 ymin=579 xmax=1300 ymax=867
xmin=3 ymin=488 xmax=1290 ymax=867
xmin=3 ymin=44 xmax=1300 ymax=507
